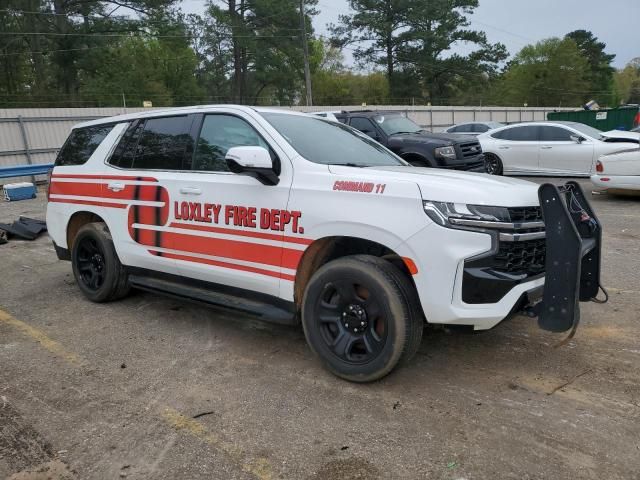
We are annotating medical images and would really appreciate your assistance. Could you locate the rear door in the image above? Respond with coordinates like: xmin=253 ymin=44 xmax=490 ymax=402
xmin=102 ymin=114 xmax=196 ymax=273
xmin=491 ymin=125 xmax=540 ymax=173
xmin=538 ymin=125 xmax=595 ymax=175
xmin=169 ymin=110 xmax=295 ymax=297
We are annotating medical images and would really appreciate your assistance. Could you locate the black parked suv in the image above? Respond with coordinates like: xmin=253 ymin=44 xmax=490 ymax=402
xmin=335 ymin=111 xmax=485 ymax=171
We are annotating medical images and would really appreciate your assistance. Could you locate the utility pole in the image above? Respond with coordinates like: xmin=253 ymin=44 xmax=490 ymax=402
xmin=299 ymin=0 xmax=312 ymax=106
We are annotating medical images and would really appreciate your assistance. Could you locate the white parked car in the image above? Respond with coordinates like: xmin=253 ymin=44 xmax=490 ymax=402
xmin=444 ymin=121 xmax=505 ymax=135
xmin=478 ymin=121 xmax=639 ymax=176
xmin=591 ymin=148 xmax=640 ymax=193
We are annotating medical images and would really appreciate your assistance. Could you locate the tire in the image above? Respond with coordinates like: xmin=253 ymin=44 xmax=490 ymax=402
xmin=484 ymin=153 xmax=503 ymax=175
xmin=301 ymin=255 xmax=424 ymax=382
xmin=71 ymin=222 xmax=130 ymax=303
xmin=405 ymin=158 xmax=432 ymax=168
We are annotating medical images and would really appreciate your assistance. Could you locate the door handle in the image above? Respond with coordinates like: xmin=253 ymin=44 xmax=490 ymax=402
xmin=541 ymin=146 xmax=552 ymax=149
xmin=107 ymin=182 xmax=125 ymax=192
xmin=180 ymin=187 xmax=202 ymax=195
xmin=498 ymin=146 xmax=509 ymax=149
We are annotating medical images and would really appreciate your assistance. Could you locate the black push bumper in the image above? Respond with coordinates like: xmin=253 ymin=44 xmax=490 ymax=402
xmin=532 ymin=181 xmax=605 ymax=333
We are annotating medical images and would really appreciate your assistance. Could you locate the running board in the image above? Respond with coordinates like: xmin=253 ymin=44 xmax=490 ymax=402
xmin=128 ymin=274 xmax=297 ymax=325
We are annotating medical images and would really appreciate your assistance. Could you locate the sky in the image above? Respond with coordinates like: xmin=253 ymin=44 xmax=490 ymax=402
xmin=179 ymin=0 xmax=638 ymax=69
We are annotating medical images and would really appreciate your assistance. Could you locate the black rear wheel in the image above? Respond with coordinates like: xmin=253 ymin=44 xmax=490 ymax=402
xmin=71 ymin=222 xmax=130 ymax=302
xmin=302 ymin=255 xmax=423 ymax=382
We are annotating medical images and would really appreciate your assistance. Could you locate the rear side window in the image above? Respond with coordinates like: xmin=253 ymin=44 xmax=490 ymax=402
xmin=453 ymin=124 xmax=473 ymax=133
xmin=132 ymin=116 xmax=192 ymax=170
xmin=473 ymin=124 xmax=490 ymax=133
xmin=55 ymin=125 xmax=114 ymax=166
xmin=492 ymin=126 xmax=538 ymax=141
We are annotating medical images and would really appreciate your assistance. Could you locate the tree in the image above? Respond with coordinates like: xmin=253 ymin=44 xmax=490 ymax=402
xmin=565 ymin=30 xmax=615 ymax=104
xmin=613 ymin=58 xmax=640 ymax=104
xmin=331 ymin=0 xmax=506 ymax=101
xmin=202 ymin=0 xmax=317 ymax=104
xmin=498 ymin=38 xmax=590 ymax=107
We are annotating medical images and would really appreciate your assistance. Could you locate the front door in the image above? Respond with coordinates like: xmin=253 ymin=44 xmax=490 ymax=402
xmin=538 ymin=126 xmax=595 ymax=174
xmin=169 ymin=110 xmax=295 ymax=297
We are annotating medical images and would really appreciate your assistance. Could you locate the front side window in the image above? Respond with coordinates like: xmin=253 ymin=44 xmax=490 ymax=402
xmin=193 ymin=115 xmax=270 ymax=172
xmin=130 ymin=116 xmax=192 ymax=170
xmin=539 ymin=126 xmax=573 ymax=142
xmin=349 ymin=117 xmax=377 ymax=134
xmin=56 ymin=124 xmax=114 ymax=166
xmin=261 ymin=112 xmax=406 ymax=167
xmin=493 ymin=126 xmax=538 ymax=141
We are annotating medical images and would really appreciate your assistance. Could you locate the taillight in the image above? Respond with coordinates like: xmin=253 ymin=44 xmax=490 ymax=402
xmin=46 ymin=168 xmax=53 ymax=200
xmin=595 ymin=160 xmax=603 ymax=173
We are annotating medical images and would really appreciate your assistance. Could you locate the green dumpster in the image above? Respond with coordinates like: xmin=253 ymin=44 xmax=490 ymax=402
xmin=547 ymin=105 xmax=640 ymax=131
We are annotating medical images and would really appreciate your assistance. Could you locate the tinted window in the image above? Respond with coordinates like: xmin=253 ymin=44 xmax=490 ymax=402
xmin=350 ymin=117 xmax=376 ymax=133
xmin=473 ymin=124 xmax=490 ymax=133
xmin=131 ymin=116 xmax=192 ymax=170
xmin=109 ymin=121 xmax=143 ymax=168
xmin=453 ymin=124 xmax=473 ymax=133
xmin=261 ymin=113 xmax=405 ymax=167
xmin=193 ymin=115 xmax=271 ymax=172
xmin=55 ymin=125 xmax=114 ymax=166
xmin=539 ymin=126 xmax=573 ymax=141
xmin=493 ymin=126 xmax=538 ymax=141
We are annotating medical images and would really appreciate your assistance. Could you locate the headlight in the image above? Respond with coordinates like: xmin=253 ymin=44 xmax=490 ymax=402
xmin=423 ymin=201 xmax=511 ymax=228
xmin=434 ymin=146 xmax=456 ymax=160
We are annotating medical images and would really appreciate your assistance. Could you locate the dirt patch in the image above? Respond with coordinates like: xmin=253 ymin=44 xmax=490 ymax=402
xmin=309 ymin=457 xmax=380 ymax=480
xmin=8 ymin=460 xmax=75 ymax=480
xmin=0 ymin=399 xmax=53 ymax=474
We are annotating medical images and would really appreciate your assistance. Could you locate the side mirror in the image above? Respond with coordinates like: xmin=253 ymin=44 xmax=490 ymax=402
xmin=570 ymin=135 xmax=584 ymax=144
xmin=225 ymin=146 xmax=278 ymax=185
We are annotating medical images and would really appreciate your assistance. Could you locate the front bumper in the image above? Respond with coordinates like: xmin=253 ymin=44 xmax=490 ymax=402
xmin=399 ymin=181 xmax=604 ymax=332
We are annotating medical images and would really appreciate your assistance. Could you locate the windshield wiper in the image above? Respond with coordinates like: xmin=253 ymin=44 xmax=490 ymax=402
xmin=328 ymin=162 xmax=368 ymax=168
xmin=391 ymin=131 xmax=421 ymax=135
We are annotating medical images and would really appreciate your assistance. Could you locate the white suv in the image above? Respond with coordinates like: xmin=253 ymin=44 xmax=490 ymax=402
xmin=46 ymin=105 xmax=605 ymax=382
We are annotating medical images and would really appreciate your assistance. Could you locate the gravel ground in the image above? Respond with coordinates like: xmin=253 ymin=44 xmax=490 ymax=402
xmin=1 ymin=179 xmax=639 ymax=480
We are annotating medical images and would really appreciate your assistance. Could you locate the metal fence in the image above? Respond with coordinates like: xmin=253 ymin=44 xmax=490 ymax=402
xmin=0 ymin=105 xmax=572 ymax=184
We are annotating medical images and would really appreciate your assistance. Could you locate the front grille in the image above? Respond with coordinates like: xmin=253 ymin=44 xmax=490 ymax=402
xmin=459 ymin=141 xmax=482 ymax=158
xmin=507 ymin=206 xmax=543 ymax=223
xmin=492 ymin=239 xmax=546 ymax=275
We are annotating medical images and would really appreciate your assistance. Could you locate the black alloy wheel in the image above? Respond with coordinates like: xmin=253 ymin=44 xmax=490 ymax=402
xmin=302 ymin=255 xmax=423 ymax=382
xmin=75 ymin=236 xmax=106 ymax=291
xmin=484 ymin=153 xmax=503 ymax=175
xmin=316 ymin=279 xmax=388 ymax=365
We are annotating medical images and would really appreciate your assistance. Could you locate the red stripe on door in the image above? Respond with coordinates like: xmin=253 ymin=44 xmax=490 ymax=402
xmin=169 ymin=222 xmax=313 ymax=245
xmin=135 ymin=228 xmax=303 ymax=270
xmin=150 ymin=250 xmax=296 ymax=281
xmin=48 ymin=198 xmax=127 ymax=209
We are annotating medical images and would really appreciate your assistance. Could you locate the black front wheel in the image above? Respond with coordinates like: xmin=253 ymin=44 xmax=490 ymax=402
xmin=484 ymin=153 xmax=503 ymax=175
xmin=302 ymin=255 xmax=424 ymax=382
xmin=71 ymin=222 xmax=130 ymax=302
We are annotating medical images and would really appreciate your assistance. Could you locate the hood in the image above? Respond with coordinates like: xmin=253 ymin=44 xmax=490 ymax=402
xmin=328 ymin=165 xmax=540 ymax=206
xmin=389 ymin=131 xmax=473 ymax=145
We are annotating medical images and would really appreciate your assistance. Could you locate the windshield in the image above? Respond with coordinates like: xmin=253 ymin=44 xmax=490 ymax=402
xmin=373 ymin=115 xmax=422 ymax=135
xmin=566 ymin=123 xmax=605 ymax=139
xmin=260 ymin=112 xmax=406 ymax=167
